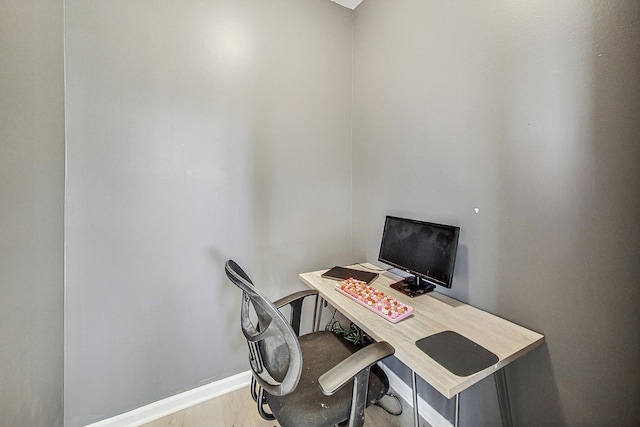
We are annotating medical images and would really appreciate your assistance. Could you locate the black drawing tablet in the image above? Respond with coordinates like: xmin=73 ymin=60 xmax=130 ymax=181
xmin=416 ymin=331 xmax=499 ymax=377
xmin=321 ymin=266 xmax=379 ymax=284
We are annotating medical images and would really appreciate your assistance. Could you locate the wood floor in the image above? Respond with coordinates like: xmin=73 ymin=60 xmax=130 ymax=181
xmin=143 ymin=385 xmax=431 ymax=427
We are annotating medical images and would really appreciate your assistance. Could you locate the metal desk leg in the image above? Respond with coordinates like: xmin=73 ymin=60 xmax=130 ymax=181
xmin=412 ymin=371 xmax=419 ymax=427
xmin=412 ymin=372 xmax=461 ymax=427
xmin=495 ymin=368 xmax=513 ymax=427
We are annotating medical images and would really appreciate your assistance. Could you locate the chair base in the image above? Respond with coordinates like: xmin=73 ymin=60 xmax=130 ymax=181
xmin=264 ymin=331 xmax=389 ymax=427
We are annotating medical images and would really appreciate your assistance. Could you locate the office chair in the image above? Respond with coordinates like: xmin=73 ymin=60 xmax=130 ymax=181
xmin=225 ymin=260 xmax=394 ymax=427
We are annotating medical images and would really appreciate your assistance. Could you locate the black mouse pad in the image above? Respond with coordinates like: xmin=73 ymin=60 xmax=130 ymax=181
xmin=321 ymin=266 xmax=379 ymax=284
xmin=416 ymin=331 xmax=499 ymax=377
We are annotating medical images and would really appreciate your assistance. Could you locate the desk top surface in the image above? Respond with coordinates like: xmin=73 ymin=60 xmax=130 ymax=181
xmin=299 ymin=264 xmax=544 ymax=398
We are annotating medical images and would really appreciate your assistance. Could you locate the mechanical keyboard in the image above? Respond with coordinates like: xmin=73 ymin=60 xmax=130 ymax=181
xmin=335 ymin=278 xmax=413 ymax=323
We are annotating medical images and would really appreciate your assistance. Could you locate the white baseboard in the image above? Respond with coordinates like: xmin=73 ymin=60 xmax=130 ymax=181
xmin=86 ymin=366 xmax=452 ymax=427
xmin=381 ymin=363 xmax=453 ymax=427
xmin=85 ymin=371 xmax=252 ymax=427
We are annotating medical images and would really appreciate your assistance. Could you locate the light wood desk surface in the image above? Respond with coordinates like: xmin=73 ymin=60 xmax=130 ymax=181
xmin=299 ymin=264 xmax=544 ymax=399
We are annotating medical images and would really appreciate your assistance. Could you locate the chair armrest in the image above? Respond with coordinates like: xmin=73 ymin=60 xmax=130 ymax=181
xmin=318 ymin=341 xmax=395 ymax=396
xmin=273 ymin=289 xmax=319 ymax=336
xmin=273 ymin=289 xmax=318 ymax=309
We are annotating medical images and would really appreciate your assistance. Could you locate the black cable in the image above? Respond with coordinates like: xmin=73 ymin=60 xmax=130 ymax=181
xmin=375 ymin=392 xmax=403 ymax=416
xmin=325 ymin=307 xmax=372 ymax=346
xmin=356 ymin=263 xmax=392 ymax=272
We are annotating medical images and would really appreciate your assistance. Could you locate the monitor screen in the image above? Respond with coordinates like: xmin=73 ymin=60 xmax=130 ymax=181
xmin=378 ymin=216 xmax=460 ymax=288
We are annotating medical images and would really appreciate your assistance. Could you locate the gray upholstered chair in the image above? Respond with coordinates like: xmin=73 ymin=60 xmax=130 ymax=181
xmin=225 ymin=260 xmax=394 ymax=427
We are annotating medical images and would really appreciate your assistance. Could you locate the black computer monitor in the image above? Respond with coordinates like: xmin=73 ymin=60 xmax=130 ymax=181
xmin=378 ymin=216 xmax=460 ymax=296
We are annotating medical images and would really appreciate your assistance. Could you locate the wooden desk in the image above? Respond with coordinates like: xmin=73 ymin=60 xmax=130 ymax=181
xmin=299 ymin=264 xmax=544 ymax=427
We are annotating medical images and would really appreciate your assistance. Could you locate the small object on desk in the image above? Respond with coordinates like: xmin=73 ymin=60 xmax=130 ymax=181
xmin=415 ymin=331 xmax=499 ymax=377
xmin=390 ymin=278 xmax=434 ymax=298
xmin=321 ymin=266 xmax=379 ymax=284
xmin=335 ymin=278 xmax=413 ymax=323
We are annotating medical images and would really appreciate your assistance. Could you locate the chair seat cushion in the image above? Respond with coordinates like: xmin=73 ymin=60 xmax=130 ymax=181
xmin=264 ymin=331 xmax=389 ymax=427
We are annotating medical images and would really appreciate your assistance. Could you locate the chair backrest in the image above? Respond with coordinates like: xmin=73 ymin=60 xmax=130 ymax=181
xmin=225 ymin=260 xmax=302 ymax=396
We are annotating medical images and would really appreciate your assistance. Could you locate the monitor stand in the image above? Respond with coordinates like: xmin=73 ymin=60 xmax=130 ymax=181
xmin=390 ymin=276 xmax=435 ymax=298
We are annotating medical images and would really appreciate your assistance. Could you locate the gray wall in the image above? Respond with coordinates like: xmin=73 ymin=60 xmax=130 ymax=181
xmin=64 ymin=0 xmax=353 ymax=425
xmin=3 ymin=1 xmax=639 ymax=426
xmin=352 ymin=1 xmax=640 ymax=426
xmin=0 ymin=0 xmax=65 ymax=426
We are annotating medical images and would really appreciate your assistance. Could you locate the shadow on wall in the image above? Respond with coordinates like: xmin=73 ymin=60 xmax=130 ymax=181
xmin=493 ymin=1 xmax=640 ymax=426
xmin=209 ymin=248 xmax=247 ymax=360
xmin=507 ymin=345 xmax=564 ymax=424
xmin=449 ymin=244 xmax=469 ymax=303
